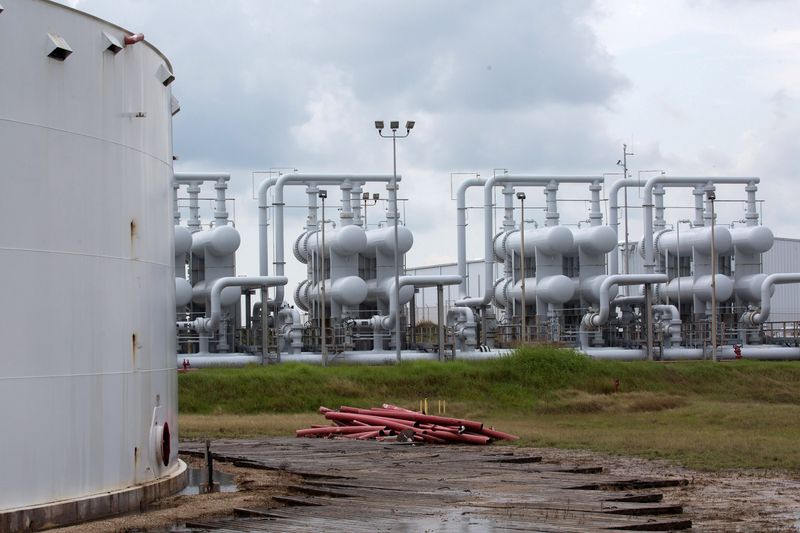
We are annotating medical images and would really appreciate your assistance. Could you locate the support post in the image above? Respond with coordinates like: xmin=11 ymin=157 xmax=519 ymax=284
xmin=437 ymin=285 xmax=445 ymax=362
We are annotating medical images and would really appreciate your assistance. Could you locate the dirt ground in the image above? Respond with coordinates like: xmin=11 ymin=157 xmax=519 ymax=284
xmin=535 ymin=447 xmax=800 ymax=532
xmin=53 ymin=444 xmax=800 ymax=532
xmin=54 ymin=455 xmax=298 ymax=533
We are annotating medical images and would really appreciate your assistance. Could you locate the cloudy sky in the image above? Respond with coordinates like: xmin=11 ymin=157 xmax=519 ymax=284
xmin=65 ymin=0 xmax=800 ymax=288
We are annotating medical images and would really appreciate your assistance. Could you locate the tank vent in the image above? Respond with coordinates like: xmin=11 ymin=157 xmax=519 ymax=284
xmin=47 ymin=33 xmax=73 ymax=61
xmin=170 ymin=95 xmax=181 ymax=116
xmin=156 ymin=64 xmax=175 ymax=86
xmin=102 ymin=31 xmax=123 ymax=54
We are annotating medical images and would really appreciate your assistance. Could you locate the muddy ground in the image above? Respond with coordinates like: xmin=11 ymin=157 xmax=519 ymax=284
xmin=53 ymin=443 xmax=800 ymax=532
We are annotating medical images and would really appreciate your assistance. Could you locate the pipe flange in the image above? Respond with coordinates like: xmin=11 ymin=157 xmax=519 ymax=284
xmin=294 ymin=279 xmax=310 ymax=312
xmin=653 ymin=228 xmax=670 ymax=257
xmin=637 ymin=235 xmax=646 ymax=258
xmin=492 ymin=231 xmax=509 ymax=263
xmin=293 ymin=231 xmax=309 ymax=263
xmin=492 ymin=277 xmax=509 ymax=309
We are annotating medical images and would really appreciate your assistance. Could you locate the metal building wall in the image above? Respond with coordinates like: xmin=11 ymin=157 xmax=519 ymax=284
xmin=762 ymin=238 xmax=800 ymax=322
xmin=0 ymin=0 xmax=182 ymax=514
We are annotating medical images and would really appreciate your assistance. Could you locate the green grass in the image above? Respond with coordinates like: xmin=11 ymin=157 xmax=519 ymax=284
xmin=179 ymin=346 xmax=800 ymax=471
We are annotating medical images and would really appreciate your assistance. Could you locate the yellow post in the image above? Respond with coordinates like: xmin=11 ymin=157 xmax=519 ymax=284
xmin=424 ymin=398 xmax=428 ymax=415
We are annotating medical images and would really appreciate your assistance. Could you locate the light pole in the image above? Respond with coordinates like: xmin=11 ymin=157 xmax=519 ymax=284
xmin=319 ymin=189 xmax=328 ymax=366
xmin=616 ymin=145 xmax=635 ymax=290
xmin=376 ymin=120 xmax=415 ymax=363
xmin=362 ymin=191 xmax=379 ymax=228
xmin=517 ymin=192 xmax=527 ymax=343
xmin=707 ymin=188 xmax=718 ymax=361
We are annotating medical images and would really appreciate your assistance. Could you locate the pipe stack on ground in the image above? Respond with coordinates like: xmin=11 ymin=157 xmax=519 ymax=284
xmin=296 ymin=404 xmax=519 ymax=444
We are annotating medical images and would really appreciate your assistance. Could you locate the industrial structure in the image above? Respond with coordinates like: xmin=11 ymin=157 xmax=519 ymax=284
xmin=0 ymin=1 xmax=185 ymax=529
xmin=176 ymin=169 xmax=800 ymax=365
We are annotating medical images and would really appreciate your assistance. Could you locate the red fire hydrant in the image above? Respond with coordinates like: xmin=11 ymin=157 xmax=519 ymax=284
xmin=733 ymin=344 xmax=742 ymax=360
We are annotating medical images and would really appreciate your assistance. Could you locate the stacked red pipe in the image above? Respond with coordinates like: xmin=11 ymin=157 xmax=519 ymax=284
xmin=296 ymin=404 xmax=519 ymax=444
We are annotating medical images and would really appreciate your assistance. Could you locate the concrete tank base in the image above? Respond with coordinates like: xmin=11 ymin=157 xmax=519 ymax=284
xmin=0 ymin=460 xmax=188 ymax=532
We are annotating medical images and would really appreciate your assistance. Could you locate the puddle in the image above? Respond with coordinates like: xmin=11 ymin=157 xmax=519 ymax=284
xmin=177 ymin=467 xmax=238 ymax=495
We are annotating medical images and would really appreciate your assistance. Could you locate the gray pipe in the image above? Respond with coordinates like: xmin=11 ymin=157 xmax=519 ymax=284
xmin=642 ymin=177 xmax=758 ymax=272
xmin=259 ymin=174 xmax=397 ymax=307
xmin=583 ymin=273 xmax=667 ymax=327
xmin=214 ymin=178 xmax=228 ymax=227
xmin=456 ymin=175 xmax=603 ymax=307
xmin=380 ymin=275 xmax=462 ymax=330
xmin=174 ymin=172 xmax=231 ymax=183
xmin=607 ymin=177 xmax=646 ymax=277
xmin=742 ymin=273 xmax=800 ymax=325
xmin=187 ymin=181 xmax=201 ymax=233
xmin=193 ymin=276 xmax=288 ymax=332
xmin=455 ymin=176 xmax=485 ymax=300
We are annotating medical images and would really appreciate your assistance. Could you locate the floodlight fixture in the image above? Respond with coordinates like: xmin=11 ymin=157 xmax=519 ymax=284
xmin=390 ymin=120 xmax=399 ymax=130
xmin=374 ymin=120 xmax=384 ymax=130
xmin=372 ymin=193 xmax=380 ymax=200
xmin=362 ymin=192 xmax=369 ymax=200
xmin=318 ymin=189 xmax=327 ymax=199
xmin=516 ymin=192 xmax=526 ymax=200
xmin=706 ymin=190 xmax=716 ymax=201
xmin=405 ymin=120 xmax=415 ymax=130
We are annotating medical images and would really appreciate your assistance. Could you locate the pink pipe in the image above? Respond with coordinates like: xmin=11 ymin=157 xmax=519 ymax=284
xmin=124 ymin=33 xmax=145 ymax=45
xmin=479 ymin=427 xmax=520 ymax=441
xmin=342 ymin=407 xmax=484 ymax=432
xmin=381 ymin=403 xmax=417 ymax=413
xmin=426 ymin=430 xmax=490 ymax=445
xmin=296 ymin=425 xmax=386 ymax=437
xmin=324 ymin=412 xmax=419 ymax=433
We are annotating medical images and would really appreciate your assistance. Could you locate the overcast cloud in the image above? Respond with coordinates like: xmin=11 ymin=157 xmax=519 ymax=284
xmin=64 ymin=0 xmax=800 ymax=290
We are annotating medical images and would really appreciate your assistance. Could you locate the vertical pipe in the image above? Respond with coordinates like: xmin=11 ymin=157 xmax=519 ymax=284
xmin=544 ymin=180 xmax=559 ymax=227
xmin=456 ymin=176 xmax=483 ymax=299
xmin=703 ymin=183 xmax=715 ymax=226
xmin=503 ymin=184 xmax=515 ymax=231
xmin=653 ymin=185 xmax=666 ymax=232
xmin=745 ymin=182 xmax=758 ymax=227
xmin=693 ymin=186 xmax=705 ymax=227
xmin=214 ymin=178 xmax=228 ymax=227
xmin=306 ymin=184 xmax=319 ymax=232
xmin=173 ymin=182 xmax=181 ymax=226
xmin=589 ymin=180 xmax=602 ymax=227
xmin=340 ymin=180 xmax=353 ymax=226
xmin=352 ymin=183 xmax=363 ymax=227
xmin=187 ymin=181 xmax=201 ymax=233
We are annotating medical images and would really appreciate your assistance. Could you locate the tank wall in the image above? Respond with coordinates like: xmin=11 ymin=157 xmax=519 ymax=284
xmin=0 ymin=0 xmax=179 ymax=510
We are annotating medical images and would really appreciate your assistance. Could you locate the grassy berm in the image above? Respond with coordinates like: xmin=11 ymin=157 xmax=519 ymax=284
xmin=179 ymin=346 xmax=800 ymax=471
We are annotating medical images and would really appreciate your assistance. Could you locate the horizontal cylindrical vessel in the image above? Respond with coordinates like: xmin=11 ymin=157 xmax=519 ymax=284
xmin=362 ymin=226 xmax=414 ymax=257
xmin=569 ymin=226 xmax=617 ymax=255
xmin=658 ymin=274 xmax=734 ymax=302
xmin=503 ymin=225 xmax=574 ymax=257
xmin=510 ymin=275 xmax=575 ymax=304
xmin=656 ymin=226 xmax=732 ymax=256
xmin=301 ymin=224 xmax=367 ymax=258
xmin=734 ymin=273 xmax=773 ymax=303
xmin=730 ymin=226 xmax=774 ymax=255
xmin=191 ymin=225 xmax=241 ymax=257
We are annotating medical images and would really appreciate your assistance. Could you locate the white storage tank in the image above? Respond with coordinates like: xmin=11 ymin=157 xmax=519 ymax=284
xmin=0 ymin=0 xmax=185 ymax=529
